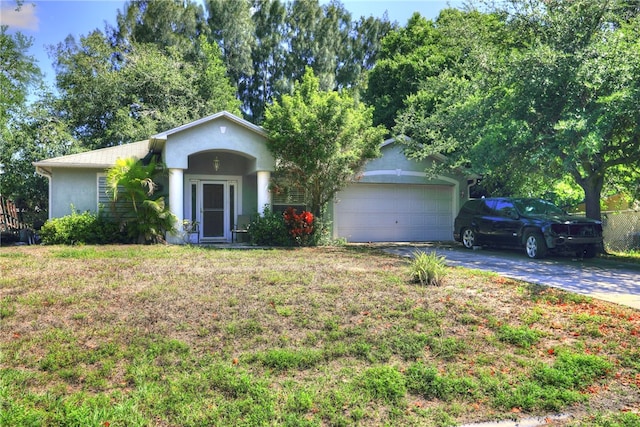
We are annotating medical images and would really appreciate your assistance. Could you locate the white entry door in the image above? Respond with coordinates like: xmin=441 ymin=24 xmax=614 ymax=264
xmin=197 ymin=180 xmax=239 ymax=242
xmin=201 ymin=182 xmax=226 ymax=240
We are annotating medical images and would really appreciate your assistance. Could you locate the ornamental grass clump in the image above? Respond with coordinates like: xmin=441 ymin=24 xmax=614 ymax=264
xmin=409 ymin=250 xmax=447 ymax=286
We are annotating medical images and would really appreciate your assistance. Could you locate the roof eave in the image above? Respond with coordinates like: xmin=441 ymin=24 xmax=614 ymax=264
xmin=33 ymin=162 xmax=111 ymax=169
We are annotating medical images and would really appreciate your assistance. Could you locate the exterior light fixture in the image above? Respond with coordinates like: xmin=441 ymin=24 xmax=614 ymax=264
xmin=213 ymin=156 xmax=220 ymax=171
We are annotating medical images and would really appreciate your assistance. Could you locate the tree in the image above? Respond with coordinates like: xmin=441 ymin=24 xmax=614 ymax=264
xmin=206 ymin=0 xmax=255 ymax=93
xmin=364 ymin=13 xmax=442 ymax=131
xmin=263 ymin=68 xmax=386 ymax=218
xmin=242 ymin=0 xmax=288 ymax=123
xmin=53 ymin=29 xmax=239 ymax=149
xmin=396 ymin=2 xmax=640 ymax=220
xmin=2 ymin=93 xmax=81 ymax=226
xmin=0 ymin=24 xmax=48 ymax=224
xmin=0 ymin=25 xmax=41 ymax=134
xmin=496 ymin=0 xmax=640 ymax=220
xmin=113 ymin=0 xmax=209 ymax=60
xmin=205 ymin=0 xmax=392 ymax=123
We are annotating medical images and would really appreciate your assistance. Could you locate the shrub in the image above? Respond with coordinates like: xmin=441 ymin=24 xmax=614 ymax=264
xmin=248 ymin=208 xmax=291 ymax=246
xmin=283 ymin=207 xmax=314 ymax=246
xmin=409 ymin=251 xmax=447 ymax=286
xmin=39 ymin=209 xmax=123 ymax=245
xmin=248 ymin=207 xmax=319 ymax=247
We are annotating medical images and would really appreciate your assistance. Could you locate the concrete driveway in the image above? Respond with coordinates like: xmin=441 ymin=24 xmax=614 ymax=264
xmin=382 ymin=243 xmax=640 ymax=311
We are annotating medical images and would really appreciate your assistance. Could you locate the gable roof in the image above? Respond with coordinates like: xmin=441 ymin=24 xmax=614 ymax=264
xmin=33 ymin=140 xmax=151 ymax=169
xmin=152 ymin=111 xmax=267 ymax=140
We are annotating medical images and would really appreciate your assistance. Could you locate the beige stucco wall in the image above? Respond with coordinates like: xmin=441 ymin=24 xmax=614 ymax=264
xmin=325 ymin=141 xmax=471 ymax=226
xmin=164 ymin=116 xmax=274 ymax=172
xmin=356 ymin=143 xmax=467 ymax=189
xmin=49 ymin=168 xmax=101 ymax=218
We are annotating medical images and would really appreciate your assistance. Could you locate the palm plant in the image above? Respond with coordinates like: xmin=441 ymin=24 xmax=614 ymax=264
xmin=106 ymin=157 xmax=177 ymax=243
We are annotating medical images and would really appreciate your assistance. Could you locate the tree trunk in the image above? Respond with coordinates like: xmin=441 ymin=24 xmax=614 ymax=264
xmin=580 ymin=174 xmax=604 ymax=221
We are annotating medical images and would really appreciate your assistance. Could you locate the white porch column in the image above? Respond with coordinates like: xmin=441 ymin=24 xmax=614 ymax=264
xmin=257 ymin=170 xmax=271 ymax=215
xmin=168 ymin=168 xmax=184 ymax=244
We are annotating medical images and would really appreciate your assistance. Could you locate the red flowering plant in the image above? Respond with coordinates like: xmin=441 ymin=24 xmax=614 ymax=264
xmin=283 ymin=207 xmax=315 ymax=246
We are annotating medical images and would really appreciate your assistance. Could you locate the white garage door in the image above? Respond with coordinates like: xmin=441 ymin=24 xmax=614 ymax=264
xmin=334 ymin=184 xmax=453 ymax=242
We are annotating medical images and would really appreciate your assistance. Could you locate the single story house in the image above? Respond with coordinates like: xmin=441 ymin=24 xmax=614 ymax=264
xmin=34 ymin=111 xmax=473 ymax=244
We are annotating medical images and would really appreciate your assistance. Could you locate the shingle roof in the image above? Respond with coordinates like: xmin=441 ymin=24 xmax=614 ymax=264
xmin=33 ymin=140 xmax=151 ymax=169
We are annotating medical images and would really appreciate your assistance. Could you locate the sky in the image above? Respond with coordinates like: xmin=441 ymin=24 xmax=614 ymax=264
xmin=1 ymin=0 xmax=464 ymax=89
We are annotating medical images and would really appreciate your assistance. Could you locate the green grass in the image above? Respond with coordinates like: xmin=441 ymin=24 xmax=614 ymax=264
xmin=0 ymin=245 xmax=638 ymax=426
xmin=602 ymin=249 xmax=640 ymax=265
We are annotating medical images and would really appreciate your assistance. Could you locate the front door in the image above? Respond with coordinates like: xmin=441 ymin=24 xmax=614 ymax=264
xmin=202 ymin=182 xmax=226 ymax=240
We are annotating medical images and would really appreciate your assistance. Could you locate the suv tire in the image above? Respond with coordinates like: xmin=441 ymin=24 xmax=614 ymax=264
xmin=525 ymin=232 xmax=547 ymax=259
xmin=462 ymin=228 xmax=476 ymax=249
xmin=581 ymin=245 xmax=598 ymax=259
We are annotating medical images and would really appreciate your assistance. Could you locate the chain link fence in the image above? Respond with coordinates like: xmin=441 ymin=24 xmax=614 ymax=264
xmin=602 ymin=210 xmax=640 ymax=252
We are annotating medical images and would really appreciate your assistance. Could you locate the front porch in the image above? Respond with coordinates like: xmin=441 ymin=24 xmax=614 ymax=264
xmin=154 ymin=113 xmax=274 ymax=244
xmin=167 ymin=151 xmax=271 ymax=244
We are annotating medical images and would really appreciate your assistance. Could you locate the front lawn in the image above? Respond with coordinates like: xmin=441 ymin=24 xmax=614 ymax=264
xmin=1 ymin=245 xmax=638 ymax=426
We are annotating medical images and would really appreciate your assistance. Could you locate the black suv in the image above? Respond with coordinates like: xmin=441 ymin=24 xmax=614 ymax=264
xmin=453 ymin=198 xmax=603 ymax=259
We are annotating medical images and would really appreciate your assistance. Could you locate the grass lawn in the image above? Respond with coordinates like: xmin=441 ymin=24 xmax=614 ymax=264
xmin=1 ymin=245 xmax=639 ymax=427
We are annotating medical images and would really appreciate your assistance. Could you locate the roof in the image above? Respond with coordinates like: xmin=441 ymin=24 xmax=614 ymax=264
xmin=33 ymin=140 xmax=150 ymax=169
xmin=152 ymin=111 xmax=267 ymax=140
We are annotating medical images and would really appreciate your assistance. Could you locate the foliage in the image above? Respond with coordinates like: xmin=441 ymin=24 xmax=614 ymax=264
xmin=0 ymin=25 xmax=41 ymax=133
xmin=113 ymin=0 xmax=209 ymax=59
xmin=263 ymin=67 xmax=386 ymax=218
xmin=39 ymin=209 xmax=122 ymax=245
xmin=248 ymin=207 xmax=316 ymax=247
xmin=364 ymin=13 xmax=442 ymax=130
xmin=409 ymin=250 xmax=447 ymax=286
xmin=105 ymin=157 xmax=176 ymax=244
xmin=0 ymin=25 xmax=50 ymax=225
xmin=1 ymin=94 xmax=81 ymax=227
xmin=396 ymin=2 xmax=640 ymax=220
xmin=282 ymin=207 xmax=314 ymax=246
xmin=248 ymin=208 xmax=291 ymax=246
xmin=53 ymin=28 xmax=239 ymax=150
xmin=208 ymin=0 xmax=393 ymax=123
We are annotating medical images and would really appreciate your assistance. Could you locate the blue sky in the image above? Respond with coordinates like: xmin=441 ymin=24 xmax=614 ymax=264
xmin=1 ymin=0 xmax=464 ymax=88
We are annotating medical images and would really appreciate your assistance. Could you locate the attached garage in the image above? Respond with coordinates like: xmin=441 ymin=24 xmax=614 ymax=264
xmin=333 ymin=183 xmax=454 ymax=242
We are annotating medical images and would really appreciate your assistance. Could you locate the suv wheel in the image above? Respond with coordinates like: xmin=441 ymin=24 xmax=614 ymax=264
xmin=525 ymin=233 xmax=547 ymax=259
xmin=581 ymin=245 xmax=598 ymax=259
xmin=462 ymin=228 xmax=476 ymax=249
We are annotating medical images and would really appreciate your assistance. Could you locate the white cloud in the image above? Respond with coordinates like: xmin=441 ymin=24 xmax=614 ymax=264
xmin=0 ymin=3 xmax=39 ymax=31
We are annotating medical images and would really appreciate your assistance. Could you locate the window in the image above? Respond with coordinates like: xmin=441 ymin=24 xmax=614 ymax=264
xmin=493 ymin=200 xmax=517 ymax=218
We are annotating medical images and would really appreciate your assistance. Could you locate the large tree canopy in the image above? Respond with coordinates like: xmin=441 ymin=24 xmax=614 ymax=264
xmin=2 ymin=94 xmax=80 ymax=225
xmin=0 ymin=26 xmax=41 ymax=133
xmin=53 ymin=29 xmax=240 ymax=149
xmin=263 ymin=68 xmax=386 ymax=218
xmin=208 ymin=0 xmax=393 ymax=123
xmin=396 ymin=1 xmax=640 ymax=220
